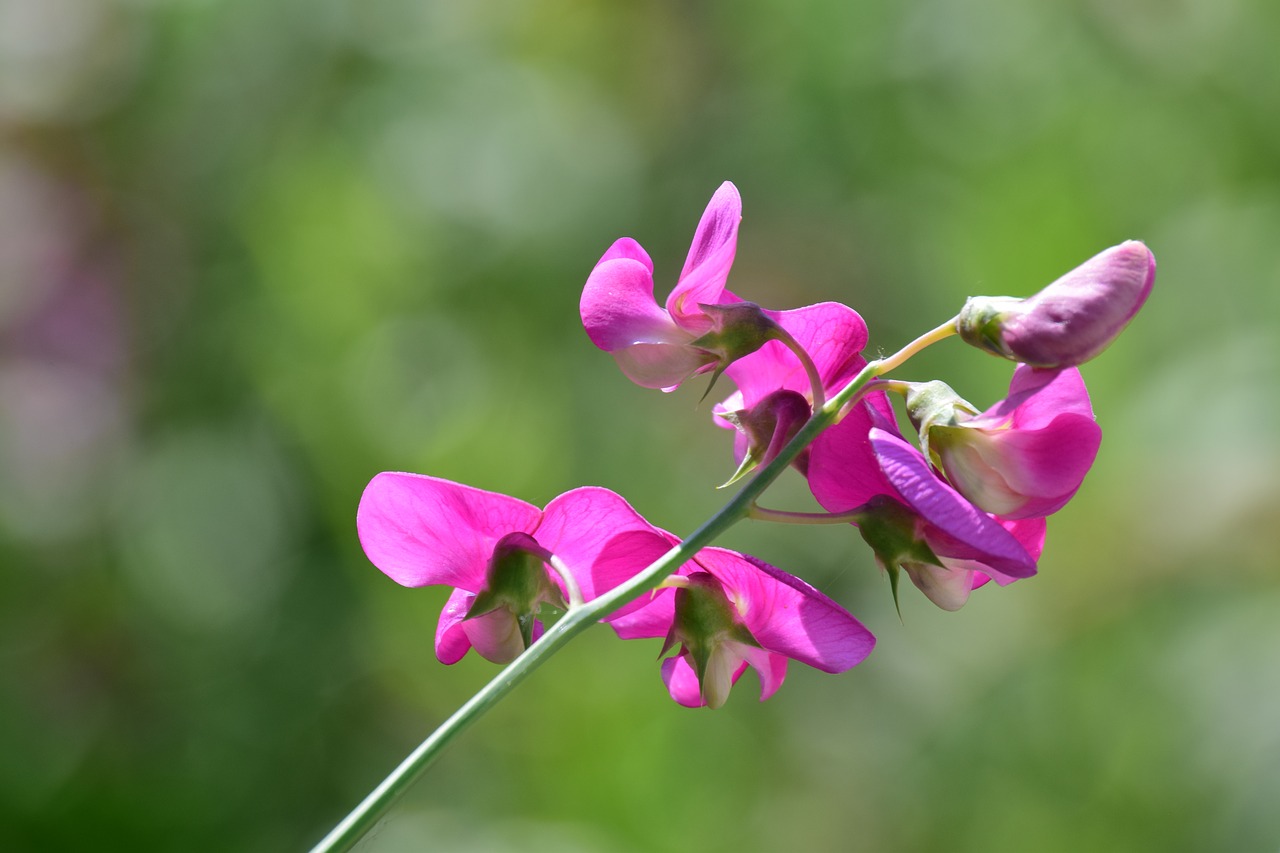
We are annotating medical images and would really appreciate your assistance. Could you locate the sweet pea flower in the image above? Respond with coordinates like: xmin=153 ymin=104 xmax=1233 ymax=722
xmin=357 ymin=474 xmax=673 ymax=664
xmin=608 ymin=547 xmax=875 ymax=709
xmin=957 ymin=240 xmax=1156 ymax=368
xmin=905 ymin=366 xmax=1102 ymax=519
xmin=582 ymin=182 xmax=782 ymax=390
xmin=714 ymin=301 xmax=871 ymax=479
xmin=809 ymin=397 xmax=1043 ymax=611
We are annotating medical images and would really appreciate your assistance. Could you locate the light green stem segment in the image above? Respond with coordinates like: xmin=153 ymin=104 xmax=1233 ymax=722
xmin=310 ymin=317 xmax=959 ymax=853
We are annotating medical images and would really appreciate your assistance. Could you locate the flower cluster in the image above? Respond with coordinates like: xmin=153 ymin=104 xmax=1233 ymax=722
xmin=357 ymin=182 xmax=1153 ymax=708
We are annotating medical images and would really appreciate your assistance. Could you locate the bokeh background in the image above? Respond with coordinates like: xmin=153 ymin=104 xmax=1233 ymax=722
xmin=3 ymin=0 xmax=1278 ymax=850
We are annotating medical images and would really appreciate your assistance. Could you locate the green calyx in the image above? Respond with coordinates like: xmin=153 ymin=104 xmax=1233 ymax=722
xmin=851 ymin=495 xmax=943 ymax=616
xmin=955 ymin=296 xmax=1020 ymax=360
xmin=661 ymin=572 xmax=760 ymax=707
xmin=466 ymin=533 xmax=566 ymax=650
xmin=903 ymin=380 xmax=978 ymax=466
xmin=690 ymin=302 xmax=783 ymax=400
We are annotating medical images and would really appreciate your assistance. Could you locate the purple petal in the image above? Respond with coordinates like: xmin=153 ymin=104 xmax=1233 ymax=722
xmin=357 ymin=472 xmax=542 ymax=589
xmin=870 ymin=429 xmax=1037 ymax=578
xmin=538 ymin=487 xmax=677 ymax=610
xmin=608 ymin=587 xmax=677 ymax=639
xmin=693 ymin=548 xmax=876 ymax=673
xmin=666 ymin=182 xmax=742 ymax=329
xmin=435 ymin=587 xmax=476 ymax=665
xmin=736 ymin=643 xmax=790 ymax=702
xmin=581 ymin=255 xmax=687 ymax=352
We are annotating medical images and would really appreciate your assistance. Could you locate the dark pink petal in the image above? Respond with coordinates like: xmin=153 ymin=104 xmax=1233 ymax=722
xmin=808 ymin=393 xmax=897 ymax=513
xmin=666 ymin=182 xmax=742 ymax=330
xmin=607 ymin=587 xmax=677 ymax=639
xmin=969 ymin=366 xmax=1094 ymax=431
xmin=695 ymin=547 xmax=875 ymax=673
xmin=357 ymin=472 xmax=542 ymax=589
xmin=968 ymin=518 xmax=1045 ymax=589
xmin=538 ymin=487 xmax=677 ymax=610
xmin=660 ymin=652 xmax=750 ymax=709
xmin=581 ymin=255 xmax=688 ymax=352
xmin=870 ymin=429 xmax=1037 ymax=578
xmin=597 ymin=236 xmax=653 ymax=270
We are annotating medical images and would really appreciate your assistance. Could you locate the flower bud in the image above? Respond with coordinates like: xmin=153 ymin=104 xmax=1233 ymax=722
xmin=717 ymin=389 xmax=813 ymax=485
xmin=957 ymin=241 xmax=1155 ymax=368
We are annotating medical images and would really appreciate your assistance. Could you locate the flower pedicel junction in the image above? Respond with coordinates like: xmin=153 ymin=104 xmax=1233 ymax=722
xmin=315 ymin=181 xmax=1155 ymax=851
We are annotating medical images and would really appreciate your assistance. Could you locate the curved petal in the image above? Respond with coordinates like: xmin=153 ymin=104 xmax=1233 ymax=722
xmin=582 ymin=256 xmax=687 ymax=351
xmin=693 ymin=548 xmax=876 ymax=673
xmin=612 ymin=343 xmax=713 ymax=390
xmin=970 ymin=366 xmax=1094 ymax=430
xmin=597 ymin=236 xmax=653 ymax=270
xmin=538 ymin=487 xmax=677 ymax=615
xmin=870 ymin=429 xmax=1037 ymax=578
xmin=357 ymin=472 xmax=541 ymax=589
xmin=435 ymin=587 xmax=477 ymax=665
xmin=723 ymin=302 xmax=869 ymax=412
xmin=736 ymin=643 xmax=790 ymax=702
xmin=660 ymin=651 xmax=750 ymax=709
xmin=608 ymin=586 xmax=677 ymax=640
xmin=666 ymin=182 xmax=742 ymax=329
xmin=808 ymin=394 xmax=896 ymax=513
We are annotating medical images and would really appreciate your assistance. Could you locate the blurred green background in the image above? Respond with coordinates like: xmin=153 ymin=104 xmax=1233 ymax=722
xmin=3 ymin=0 xmax=1278 ymax=850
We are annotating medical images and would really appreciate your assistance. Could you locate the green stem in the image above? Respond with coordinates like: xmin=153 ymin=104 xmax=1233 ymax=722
xmin=310 ymin=319 xmax=956 ymax=853
xmin=747 ymin=505 xmax=864 ymax=525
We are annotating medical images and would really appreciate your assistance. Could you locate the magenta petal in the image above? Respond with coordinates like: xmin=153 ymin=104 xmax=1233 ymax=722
xmin=660 ymin=652 xmax=749 ymax=709
xmin=608 ymin=587 xmax=677 ymax=639
xmin=666 ymin=182 xmax=742 ymax=328
xmin=435 ymin=587 xmax=476 ymax=665
xmin=736 ymin=644 xmax=789 ymax=702
xmin=695 ymin=548 xmax=875 ymax=673
xmin=808 ymin=393 xmax=897 ymax=513
xmin=357 ymin=472 xmax=542 ymax=589
xmin=582 ymin=256 xmax=688 ymax=351
xmin=538 ymin=487 xmax=676 ymax=609
xmin=596 ymin=236 xmax=653 ymax=271
xmin=971 ymin=366 xmax=1094 ymax=430
xmin=870 ymin=429 xmax=1037 ymax=578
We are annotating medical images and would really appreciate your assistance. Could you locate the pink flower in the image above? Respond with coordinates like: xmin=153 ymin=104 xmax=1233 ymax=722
xmin=581 ymin=182 xmax=767 ymax=390
xmin=607 ymin=547 xmax=876 ymax=709
xmin=357 ymin=474 xmax=672 ymax=664
xmin=715 ymin=301 xmax=870 ymax=476
xmin=907 ymin=366 xmax=1102 ymax=519
xmin=957 ymin=241 xmax=1155 ymax=368
xmin=809 ymin=397 xmax=1043 ymax=611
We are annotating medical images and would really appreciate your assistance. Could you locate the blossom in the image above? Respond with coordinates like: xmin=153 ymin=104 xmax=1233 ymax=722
xmin=607 ymin=547 xmax=876 ymax=708
xmin=357 ymin=474 xmax=672 ymax=664
xmin=957 ymin=240 xmax=1156 ymax=368
xmin=714 ymin=300 xmax=870 ymax=477
xmin=906 ymin=366 xmax=1102 ymax=519
xmin=809 ymin=396 xmax=1043 ymax=610
xmin=582 ymin=182 xmax=780 ymax=390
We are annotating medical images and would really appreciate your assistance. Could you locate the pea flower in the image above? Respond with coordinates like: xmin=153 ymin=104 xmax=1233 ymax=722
xmin=714 ymin=301 xmax=871 ymax=480
xmin=357 ymin=474 xmax=673 ymax=664
xmin=607 ymin=547 xmax=876 ymax=708
xmin=904 ymin=366 xmax=1102 ymax=519
xmin=809 ymin=397 xmax=1043 ymax=611
xmin=957 ymin=240 xmax=1155 ymax=368
xmin=581 ymin=181 xmax=781 ymax=390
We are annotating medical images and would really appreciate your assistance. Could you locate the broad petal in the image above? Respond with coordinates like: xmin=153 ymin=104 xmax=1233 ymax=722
xmin=693 ymin=548 xmax=876 ymax=673
xmin=870 ymin=429 xmax=1037 ymax=578
xmin=608 ymin=587 xmax=677 ymax=640
xmin=808 ymin=394 xmax=896 ymax=513
xmin=612 ymin=342 xmax=713 ymax=390
xmin=667 ymin=182 xmax=742 ymax=329
xmin=660 ymin=652 xmax=749 ymax=709
xmin=582 ymin=256 xmax=687 ymax=351
xmin=538 ymin=487 xmax=677 ymax=614
xmin=357 ymin=472 xmax=541 ymax=589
